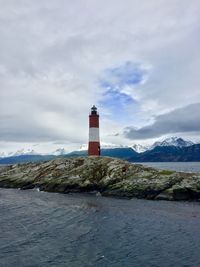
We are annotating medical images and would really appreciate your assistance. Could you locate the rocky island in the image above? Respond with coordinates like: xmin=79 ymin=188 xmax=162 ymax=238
xmin=0 ymin=156 xmax=200 ymax=201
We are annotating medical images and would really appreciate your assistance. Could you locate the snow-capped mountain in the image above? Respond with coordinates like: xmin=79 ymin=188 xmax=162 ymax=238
xmin=131 ymin=144 xmax=150 ymax=153
xmin=0 ymin=149 xmax=40 ymax=158
xmin=101 ymin=144 xmax=128 ymax=149
xmin=78 ymin=144 xmax=88 ymax=151
xmin=131 ymin=137 xmax=195 ymax=153
xmin=12 ymin=149 xmax=40 ymax=157
xmin=52 ymin=148 xmax=68 ymax=156
xmin=0 ymin=152 xmax=7 ymax=158
xmin=79 ymin=138 xmax=193 ymax=154
xmin=0 ymin=137 xmax=197 ymax=159
xmin=150 ymin=137 xmax=194 ymax=150
xmin=78 ymin=143 xmax=128 ymax=151
xmin=0 ymin=148 xmax=69 ymax=158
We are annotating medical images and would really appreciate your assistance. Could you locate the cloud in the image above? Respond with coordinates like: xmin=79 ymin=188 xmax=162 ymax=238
xmin=124 ymin=103 xmax=200 ymax=139
xmin=0 ymin=0 xmax=200 ymax=152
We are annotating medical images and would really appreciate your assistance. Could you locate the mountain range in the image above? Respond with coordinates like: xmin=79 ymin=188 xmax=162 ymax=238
xmin=0 ymin=137 xmax=199 ymax=164
xmin=131 ymin=136 xmax=194 ymax=153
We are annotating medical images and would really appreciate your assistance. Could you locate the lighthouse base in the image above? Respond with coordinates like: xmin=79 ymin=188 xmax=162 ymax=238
xmin=88 ymin=142 xmax=100 ymax=156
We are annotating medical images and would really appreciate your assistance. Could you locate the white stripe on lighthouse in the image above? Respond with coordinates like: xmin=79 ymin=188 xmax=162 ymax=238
xmin=89 ymin=127 xmax=100 ymax=142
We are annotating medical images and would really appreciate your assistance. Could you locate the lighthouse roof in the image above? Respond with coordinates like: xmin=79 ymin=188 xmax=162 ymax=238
xmin=91 ymin=105 xmax=98 ymax=115
xmin=91 ymin=105 xmax=97 ymax=110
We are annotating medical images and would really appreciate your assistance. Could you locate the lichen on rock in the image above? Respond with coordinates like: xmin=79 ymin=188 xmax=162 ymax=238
xmin=0 ymin=156 xmax=200 ymax=201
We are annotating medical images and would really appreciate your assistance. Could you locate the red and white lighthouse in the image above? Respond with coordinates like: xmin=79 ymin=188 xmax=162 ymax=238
xmin=88 ymin=105 xmax=101 ymax=156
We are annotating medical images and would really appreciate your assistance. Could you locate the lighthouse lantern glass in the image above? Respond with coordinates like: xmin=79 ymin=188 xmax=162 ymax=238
xmin=91 ymin=105 xmax=97 ymax=115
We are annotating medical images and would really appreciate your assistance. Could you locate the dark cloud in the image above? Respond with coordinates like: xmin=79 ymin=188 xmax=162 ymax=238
xmin=124 ymin=103 xmax=200 ymax=139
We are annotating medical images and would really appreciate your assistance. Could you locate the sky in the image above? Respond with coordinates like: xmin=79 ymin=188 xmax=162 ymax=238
xmin=0 ymin=0 xmax=200 ymax=154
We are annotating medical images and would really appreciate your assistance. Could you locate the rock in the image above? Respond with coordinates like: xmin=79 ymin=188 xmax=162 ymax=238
xmin=0 ymin=156 xmax=200 ymax=201
xmin=155 ymin=191 xmax=174 ymax=201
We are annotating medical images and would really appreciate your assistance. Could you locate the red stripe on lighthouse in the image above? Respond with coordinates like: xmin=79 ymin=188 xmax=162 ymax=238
xmin=88 ymin=142 xmax=100 ymax=156
xmin=88 ymin=105 xmax=101 ymax=156
xmin=89 ymin=115 xmax=99 ymax=127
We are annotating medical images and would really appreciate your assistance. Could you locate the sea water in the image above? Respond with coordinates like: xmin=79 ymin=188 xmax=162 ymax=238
xmin=140 ymin=162 xmax=200 ymax=173
xmin=0 ymin=188 xmax=200 ymax=267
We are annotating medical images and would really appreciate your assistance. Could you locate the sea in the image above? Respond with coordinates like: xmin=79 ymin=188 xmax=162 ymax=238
xmin=0 ymin=162 xmax=200 ymax=267
xmin=140 ymin=162 xmax=200 ymax=173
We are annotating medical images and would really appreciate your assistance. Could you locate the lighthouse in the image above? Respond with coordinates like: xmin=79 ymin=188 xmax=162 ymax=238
xmin=88 ymin=105 xmax=101 ymax=156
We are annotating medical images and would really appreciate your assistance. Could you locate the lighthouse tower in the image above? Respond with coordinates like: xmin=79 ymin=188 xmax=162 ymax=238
xmin=88 ymin=105 xmax=101 ymax=156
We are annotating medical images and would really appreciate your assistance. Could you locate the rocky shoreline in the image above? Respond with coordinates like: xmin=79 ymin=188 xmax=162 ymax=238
xmin=0 ymin=156 xmax=200 ymax=201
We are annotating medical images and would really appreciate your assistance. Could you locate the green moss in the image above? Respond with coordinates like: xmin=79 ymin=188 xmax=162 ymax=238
xmin=159 ymin=170 xmax=174 ymax=175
